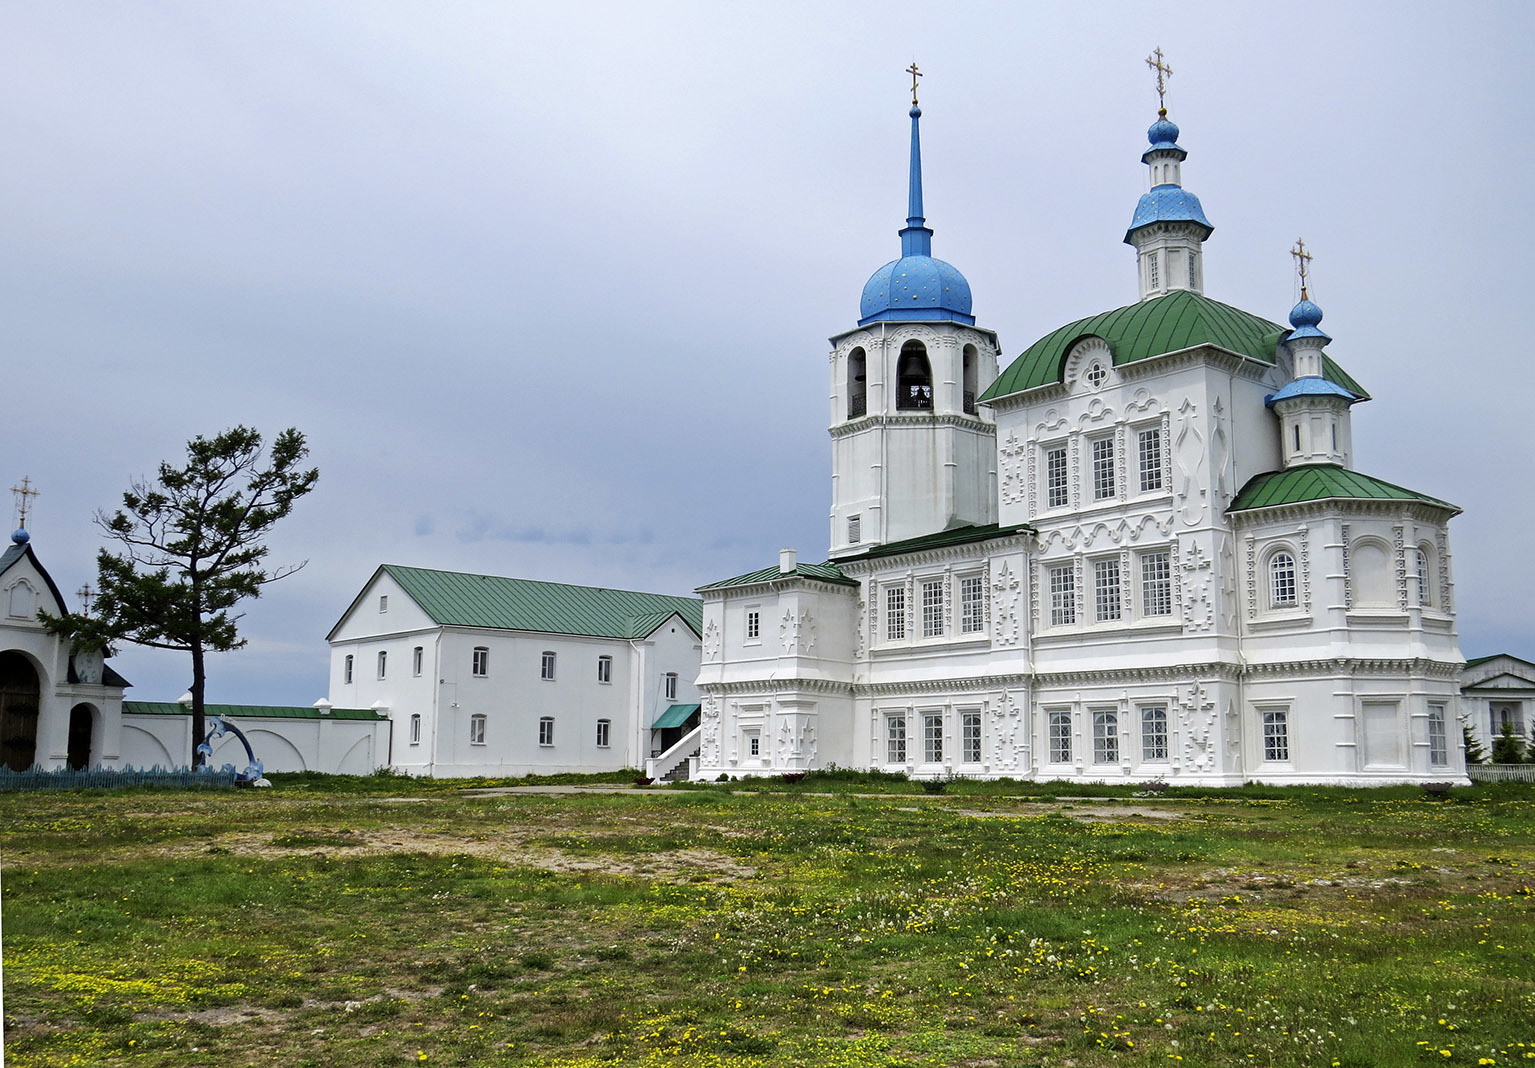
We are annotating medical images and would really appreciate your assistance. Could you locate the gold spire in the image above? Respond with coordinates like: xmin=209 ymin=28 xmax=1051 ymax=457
xmin=9 ymin=476 xmax=38 ymax=530
xmin=1146 ymin=47 xmax=1173 ymax=116
xmin=906 ymin=62 xmax=922 ymax=106
xmin=1291 ymin=238 xmax=1314 ymax=300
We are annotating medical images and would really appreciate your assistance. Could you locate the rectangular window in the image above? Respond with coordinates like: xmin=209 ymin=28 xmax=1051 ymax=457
xmin=886 ymin=585 xmax=907 ymax=640
xmin=377 ymin=650 xmax=387 ymax=679
xmin=378 ymin=595 xmax=388 ymax=612
xmin=746 ymin=609 xmax=761 ymax=641
xmin=921 ymin=580 xmax=944 ymax=638
xmin=1188 ymin=251 xmax=1199 ymax=290
xmin=923 ymin=713 xmax=943 ymax=763
xmin=1147 ymin=250 xmax=1159 ymax=289
xmin=1048 ymin=565 xmax=1076 ymax=626
xmin=596 ymin=718 xmax=611 ymax=748
xmin=1262 ymin=709 xmax=1290 ymax=762
xmin=1048 ymin=711 xmax=1072 ymax=764
xmin=664 ymin=672 xmax=678 ymax=700
xmin=1092 ymin=437 xmax=1116 ymax=500
xmin=1094 ymin=559 xmax=1122 ymax=622
xmin=1093 ymin=710 xmax=1120 ymax=764
xmin=848 ymin=514 xmax=861 ymax=544
xmin=1141 ymin=706 xmax=1168 ymax=762
xmin=1138 ymin=427 xmax=1164 ymax=492
xmin=597 ymin=655 xmax=612 ymax=683
xmin=1140 ymin=551 xmax=1172 ymax=616
xmin=1046 ymin=446 xmax=1069 ymax=508
xmin=960 ymin=575 xmax=985 ymax=634
xmin=747 ymin=732 xmax=761 ymax=757
xmin=962 ymin=711 xmax=982 ymax=764
xmin=538 ymin=716 xmax=555 ymax=746
xmin=412 ymin=646 xmax=424 ymax=676
xmin=886 ymin=714 xmax=907 ymax=764
xmin=472 ymin=647 xmax=489 ymax=677
xmin=1427 ymin=703 xmax=1448 ymax=767
xmin=540 ymin=651 xmax=556 ymax=680
xmin=344 ymin=654 xmax=353 ymax=684
xmin=409 ymin=713 xmax=422 ymax=745
xmin=469 ymin=714 xmax=486 ymax=746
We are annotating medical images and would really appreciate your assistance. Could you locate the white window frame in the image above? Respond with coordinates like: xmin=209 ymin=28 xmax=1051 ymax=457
xmin=1137 ymin=426 xmax=1164 ymax=493
xmin=540 ymin=651 xmax=557 ymax=680
xmin=886 ymin=714 xmax=907 ymax=764
xmin=1268 ymin=550 xmax=1298 ymax=609
xmin=409 ymin=713 xmax=422 ymax=746
xmin=538 ymin=716 xmax=555 ymax=747
xmin=1146 ymin=249 xmax=1159 ymax=290
xmin=378 ymin=595 xmax=388 ymax=613
xmin=1091 ymin=437 xmax=1116 ymax=501
xmin=745 ymin=607 xmax=761 ymax=644
xmin=746 ymin=731 xmax=762 ymax=758
xmin=472 ymin=647 xmax=489 ymax=677
xmin=664 ymin=672 xmax=678 ymax=701
xmin=412 ymin=646 xmax=424 ymax=677
xmin=1092 ymin=709 xmax=1120 ymax=764
xmin=1093 ymin=558 xmax=1122 ymax=622
xmin=962 ymin=711 xmax=982 ymax=764
xmin=1415 ymin=545 xmax=1434 ymax=608
xmin=1427 ymin=703 xmax=1448 ymax=767
xmin=1141 ymin=705 xmax=1168 ymax=762
xmin=921 ymin=579 xmax=944 ymax=638
xmin=1048 ymin=564 xmax=1075 ymax=626
xmin=469 ymin=714 xmax=486 ymax=746
xmin=1261 ymin=708 xmax=1290 ymax=762
xmin=959 ymin=575 xmax=985 ymax=634
xmin=1045 ymin=445 xmax=1069 ymax=509
xmin=1048 ymin=710 xmax=1072 ymax=764
xmin=344 ymin=654 xmax=353 ymax=684
xmin=377 ymin=650 xmax=387 ymax=680
xmin=885 ymin=585 xmax=907 ymax=641
xmin=1140 ymin=550 xmax=1172 ymax=617
xmin=597 ymin=655 xmax=613 ymax=684
xmin=923 ymin=713 xmax=943 ymax=764
xmin=596 ymin=718 xmax=611 ymax=748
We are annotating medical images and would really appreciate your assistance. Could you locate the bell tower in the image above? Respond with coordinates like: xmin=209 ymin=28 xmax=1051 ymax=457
xmin=827 ymin=70 xmax=999 ymax=558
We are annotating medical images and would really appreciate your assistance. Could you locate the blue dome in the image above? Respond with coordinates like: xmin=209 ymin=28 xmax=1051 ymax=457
xmin=1289 ymin=298 xmax=1323 ymax=329
xmin=1124 ymin=186 xmax=1213 ymax=243
xmin=11 ymin=528 xmax=28 ymax=545
xmin=1142 ymin=116 xmax=1187 ymax=162
xmin=859 ymin=255 xmax=975 ymax=326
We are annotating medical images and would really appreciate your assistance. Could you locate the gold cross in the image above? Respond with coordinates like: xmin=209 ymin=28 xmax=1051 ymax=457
xmin=906 ymin=62 xmax=922 ymax=106
xmin=9 ymin=476 xmax=38 ymax=530
xmin=1291 ymin=238 xmax=1314 ymax=299
xmin=1146 ymin=47 xmax=1173 ymax=114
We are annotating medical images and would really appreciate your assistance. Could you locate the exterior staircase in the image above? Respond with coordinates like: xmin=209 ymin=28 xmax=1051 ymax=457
xmin=646 ymin=725 xmax=701 ymax=782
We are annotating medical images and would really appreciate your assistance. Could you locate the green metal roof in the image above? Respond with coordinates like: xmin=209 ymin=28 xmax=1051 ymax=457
xmin=123 ymin=702 xmax=386 ymax=721
xmin=365 ymin=565 xmax=703 ymax=639
xmin=652 ymin=703 xmax=700 ymax=729
xmin=697 ymin=561 xmax=858 ymax=592
xmin=838 ymin=522 xmax=1033 ymax=563
xmin=1229 ymin=464 xmax=1457 ymax=514
xmin=981 ymin=290 xmax=1368 ymax=401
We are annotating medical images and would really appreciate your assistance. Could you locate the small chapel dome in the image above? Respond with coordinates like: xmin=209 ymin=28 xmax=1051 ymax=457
xmin=1289 ymin=297 xmax=1324 ymax=329
xmin=1142 ymin=115 xmax=1188 ymax=163
xmin=859 ymin=255 xmax=974 ymax=326
xmin=11 ymin=528 xmax=28 ymax=545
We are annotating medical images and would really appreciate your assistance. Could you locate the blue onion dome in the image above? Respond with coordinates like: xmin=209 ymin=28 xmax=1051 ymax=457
xmin=1147 ymin=116 xmax=1180 ymax=147
xmin=859 ymin=256 xmax=974 ymax=326
xmin=1289 ymin=297 xmax=1323 ymax=329
xmin=11 ymin=528 xmax=28 ymax=545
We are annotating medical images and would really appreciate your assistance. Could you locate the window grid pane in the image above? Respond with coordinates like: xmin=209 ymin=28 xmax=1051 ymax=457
xmin=1093 ymin=710 xmax=1119 ymax=764
xmin=1141 ymin=551 xmax=1172 ymax=616
xmin=1049 ymin=566 xmax=1076 ymax=626
xmin=1138 ymin=428 xmax=1164 ymax=492
xmin=921 ymin=581 xmax=944 ymax=638
xmin=746 ymin=611 xmax=760 ymax=640
xmin=962 ymin=712 xmax=982 ymax=763
xmin=1046 ymin=447 xmax=1069 ymax=508
xmin=923 ymin=714 xmax=943 ymax=763
xmin=1092 ymin=438 xmax=1116 ymax=500
xmin=1270 ymin=553 xmax=1297 ymax=607
xmin=886 ymin=715 xmax=907 ymax=764
xmin=1141 ymin=706 xmax=1168 ymax=762
xmin=960 ymin=576 xmax=985 ymax=634
xmin=1262 ymin=710 xmax=1289 ymax=761
xmin=1428 ymin=704 xmax=1448 ymax=766
xmin=472 ymin=648 xmax=488 ymax=677
xmin=1049 ymin=712 xmax=1072 ymax=764
xmin=538 ymin=717 xmax=555 ymax=746
xmin=1416 ymin=549 xmax=1433 ymax=608
xmin=886 ymin=586 xmax=907 ymax=640
xmin=596 ymin=719 xmax=611 ymax=748
xmin=469 ymin=714 xmax=486 ymax=745
xmin=1094 ymin=559 xmax=1122 ymax=622
xmin=540 ymin=652 xmax=556 ymax=680
xmin=597 ymin=656 xmax=612 ymax=683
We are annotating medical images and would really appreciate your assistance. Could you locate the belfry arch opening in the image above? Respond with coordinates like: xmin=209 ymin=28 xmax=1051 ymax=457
xmin=895 ymin=341 xmax=933 ymax=410
xmin=962 ymin=344 xmax=979 ymax=414
xmin=0 ymin=650 xmax=41 ymax=771
xmin=847 ymin=347 xmax=867 ymax=418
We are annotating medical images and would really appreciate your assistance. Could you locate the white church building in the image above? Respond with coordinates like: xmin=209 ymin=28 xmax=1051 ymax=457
xmin=695 ymin=76 xmax=1467 ymax=785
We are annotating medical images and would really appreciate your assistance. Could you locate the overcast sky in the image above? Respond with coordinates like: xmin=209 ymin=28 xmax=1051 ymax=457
xmin=4 ymin=1 xmax=1532 ymax=706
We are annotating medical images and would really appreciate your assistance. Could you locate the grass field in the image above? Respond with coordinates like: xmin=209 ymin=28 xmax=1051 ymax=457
xmin=2 ymin=773 xmax=1532 ymax=1067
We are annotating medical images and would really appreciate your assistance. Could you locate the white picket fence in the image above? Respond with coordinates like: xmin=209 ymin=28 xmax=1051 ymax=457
xmin=1466 ymin=763 xmax=1535 ymax=783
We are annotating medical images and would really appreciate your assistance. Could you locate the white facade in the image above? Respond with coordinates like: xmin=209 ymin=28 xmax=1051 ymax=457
xmin=1461 ymin=655 xmax=1535 ymax=756
xmin=697 ymin=95 xmax=1468 ymax=786
xmin=326 ymin=565 xmax=702 ymax=777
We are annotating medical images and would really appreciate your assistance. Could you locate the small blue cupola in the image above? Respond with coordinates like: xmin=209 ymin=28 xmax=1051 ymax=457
xmin=1266 ymin=259 xmax=1362 ymax=468
xmin=1124 ymin=81 xmax=1214 ymax=302
xmin=858 ymin=99 xmax=974 ymax=327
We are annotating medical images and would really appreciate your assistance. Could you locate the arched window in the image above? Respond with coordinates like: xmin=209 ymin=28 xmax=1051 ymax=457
xmin=895 ymin=341 xmax=932 ymax=410
xmin=847 ymin=347 xmax=867 ymax=418
xmin=1415 ymin=544 xmax=1435 ymax=608
xmin=1269 ymin=551 xmax=1297 ymax=608
xmin=962 ymin=344 xmax=978 ymax=414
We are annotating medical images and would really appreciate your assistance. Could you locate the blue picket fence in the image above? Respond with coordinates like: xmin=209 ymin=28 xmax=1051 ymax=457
xmin=0 ymin=764 xmax=239 ymax=792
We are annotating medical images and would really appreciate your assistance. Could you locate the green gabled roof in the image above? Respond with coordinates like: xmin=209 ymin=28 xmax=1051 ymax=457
xmin=980 ymin=290 xmax=1368 ymax=402
xmin=697 ymin=561 xmax=857 ymax=592
xmin=123 ymin=702 xmax=386 ymax=721
xmin=1229 ymin=464 xmax=1457 ymax=514
xmin=653 ymin=703 xmax=700 ymax=729
xmin=837 ymin=522 xmax=1034 ymax=563
xmin=375 ymin=565 xmax=703 ymax=639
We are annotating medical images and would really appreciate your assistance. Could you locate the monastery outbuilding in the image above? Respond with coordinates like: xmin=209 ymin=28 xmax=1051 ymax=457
xmin=695 ymin=64 xmax=1468 ymax=786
